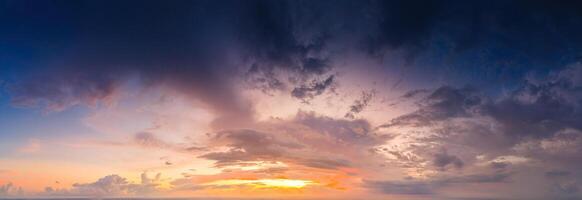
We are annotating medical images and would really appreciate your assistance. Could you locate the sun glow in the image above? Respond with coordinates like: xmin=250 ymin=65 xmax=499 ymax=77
xmin=205 ymin=179 xmax=315 ymax=189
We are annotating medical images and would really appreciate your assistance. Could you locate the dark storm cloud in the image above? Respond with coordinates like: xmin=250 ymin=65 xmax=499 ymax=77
xmin=5 ymin=0 xmax=582 ymax=123
xmin=2 ymin=0 xmax=255 ymax=129
xmin=0 ymin=0 xmax=343 ymax=128
xmin=365 ymin=0 xmax=582 ymax=65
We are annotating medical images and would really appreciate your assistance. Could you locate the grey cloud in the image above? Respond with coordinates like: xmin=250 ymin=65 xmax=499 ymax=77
xmin=298 ymin=158 xmax=351 ymax=170
xmin=483 ymin=64 xmax=582 ymax=140
xmin=436 ymin=172 xmax=512 ymax=184
xmin=490 ymin=162 xmax=509 ymax=170
xmin=544 ymin=169 xmax=581 ymax=197
xmin=402 ymin=89 xmax=430 ymax=98
xmin=294 ymin=111 xmax=386 ymax=146
xmin=364 ymin=180 xmax=433 ymax=195
xmin=552 ymin=181 xmax=579 ymax=195
xmin=345 ymin=90 xmax=375 ymax=119
xmin=199 ymin=129 xmax=304 ymax=167
xmin=200 ymin=112 xmax=386 ymax=170
xmin=199 ymin=129 xmax=351 ymax=170
xmin=381 ymin=86 xmax=483 ymax=128
xmin=433 ymin=149 xmax=464 ymax=171
xmin=381 ymin=64 xmax=582 ymax=165
xmin=365 ymin=172 xmax=512 ymax=195
xmin=546 ymin=170 xmax=572 ymax=177
xmin=0 ymin=183 xmax=23 ymax=196
xmin=291 ymin=75 xmax=335 ymax=103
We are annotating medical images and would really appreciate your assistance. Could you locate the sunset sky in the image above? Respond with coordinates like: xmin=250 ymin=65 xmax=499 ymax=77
xmin=2 ymin=1 xmax=582 ymax=199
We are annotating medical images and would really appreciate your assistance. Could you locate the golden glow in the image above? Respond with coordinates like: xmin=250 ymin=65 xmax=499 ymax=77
xmin=205 ymin=178 xmax=315 ymax=189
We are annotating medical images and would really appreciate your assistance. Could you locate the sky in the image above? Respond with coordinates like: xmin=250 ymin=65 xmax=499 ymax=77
xmin=1 ymin=0 xmax=582 ymax=199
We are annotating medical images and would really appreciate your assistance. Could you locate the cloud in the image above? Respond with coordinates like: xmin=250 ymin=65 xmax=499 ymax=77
xmin=365 ymin=171 xmax=512 ymax=195
xmin=364 ymin=180 xmax=433 ymax=195
xmin=370 ymin=64 xmax=582 ymax=198
xmin=294 ymin=111 xmax=386 ymax=147
xmin=432 ymin=149 xmax=464 ymax=171
xmin=199 ymin=129 xmax=304 ymax=167
xmin=380 ymin=64 xmax=582 ymax=164
xmin=43 ymin=172 xmax=165 ymax=196
xmin=133 ymin=132 xmax=205 ymax=153
xmin=2 ymin=0 xmax=335 ymax=130
xmin=0 ymin=183 xmax=23 ymax=196
xmin=291 ymin=75 xmax=336 ymax=103
xmin=345 ymin=90 xmax=375 ymax=119
xmin=436 ymin=172 xmax=512 ymax=184
xmin=364 ymin=0 xmax=582 ymax=65
xmin=199 ymin=111 xmax=387 ymax=172
xmin=483 ymin=64 xmax=582 ymax=140
xmin=545 ymin=170 xmax=580 ymax=196
xmin=546 ymin=170 xmax=571 ymax=178
xmin=380 ymin=86 xmax=483 ymax=128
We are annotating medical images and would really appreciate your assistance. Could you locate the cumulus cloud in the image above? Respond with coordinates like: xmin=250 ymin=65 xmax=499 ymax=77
xmin=0 ymin=183 xmax=23 ymax=196
xmin=43 ymin=172 xmax=165 ymax=196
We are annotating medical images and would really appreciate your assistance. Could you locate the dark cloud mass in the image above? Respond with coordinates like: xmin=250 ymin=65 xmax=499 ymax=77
xmin=5 ymin=0 xmax=582 ymax=123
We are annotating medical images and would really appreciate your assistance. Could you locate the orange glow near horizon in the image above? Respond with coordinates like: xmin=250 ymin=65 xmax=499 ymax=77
xmin=204 ymin=178 xmax=316 ymax=189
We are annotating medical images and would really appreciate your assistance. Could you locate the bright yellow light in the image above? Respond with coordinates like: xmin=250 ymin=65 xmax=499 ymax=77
xmin=205 ymin=178 xmax=314 ymax=189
